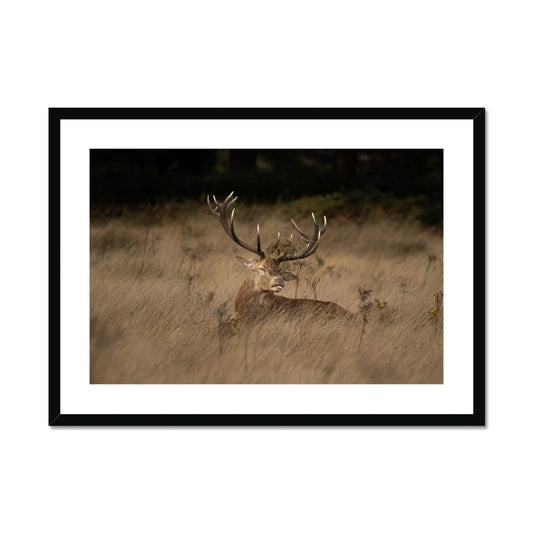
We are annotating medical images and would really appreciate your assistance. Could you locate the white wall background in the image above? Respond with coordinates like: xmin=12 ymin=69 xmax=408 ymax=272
xmin=0 ymin=1 xmax=529 ymax=532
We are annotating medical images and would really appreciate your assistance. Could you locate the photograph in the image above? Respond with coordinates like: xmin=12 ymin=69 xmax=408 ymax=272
xmin=90 ymin=148 xmax=444 ymax=385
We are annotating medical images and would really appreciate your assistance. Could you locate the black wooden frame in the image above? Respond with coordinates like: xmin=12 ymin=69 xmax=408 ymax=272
xmin=49 ymin=108 xmax=485 ymax=427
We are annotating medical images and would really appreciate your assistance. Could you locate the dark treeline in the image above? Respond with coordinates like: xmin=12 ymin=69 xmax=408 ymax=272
xmin=90 ymin=149 xmax=443 ymax=225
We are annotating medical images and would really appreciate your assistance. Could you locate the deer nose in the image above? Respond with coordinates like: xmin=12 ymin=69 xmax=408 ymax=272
xmin=271 ymin=276 xmax=285 ymax=291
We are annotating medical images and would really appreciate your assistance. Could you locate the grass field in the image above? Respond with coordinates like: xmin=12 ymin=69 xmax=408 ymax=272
xmin=90 ymin=205 xmax=443 ymax=384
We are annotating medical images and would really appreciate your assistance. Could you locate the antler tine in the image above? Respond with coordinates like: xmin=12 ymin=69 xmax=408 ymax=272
xmin=290 ymin=213 xmax=327 ymax=243
xmin=207 ymin=191 xmax=237 ymax=216
xmin=290 ymin=218 xmax=310 ymax=242
xmin=279 ymin=213 xmax=327 ymax=263
xmin=206 ymin=194 xmax=218 ymax=215
xmin=207 ymin=192 xmax=264 ymax=258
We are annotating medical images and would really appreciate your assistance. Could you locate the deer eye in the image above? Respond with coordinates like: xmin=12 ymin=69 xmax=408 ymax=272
xmin=259 ymin=266 xmax=267 ymax=272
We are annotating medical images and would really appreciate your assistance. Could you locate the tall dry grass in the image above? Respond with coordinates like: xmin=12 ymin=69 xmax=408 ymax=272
xmin=90 ymin=208 xmax=442 ymax=384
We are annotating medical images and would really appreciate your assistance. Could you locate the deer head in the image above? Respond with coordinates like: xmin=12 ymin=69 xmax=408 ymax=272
xmin=235 ymin=256 xmax=296 ymax=293
xmin=207 ymin=192 xmax=327 ymax=295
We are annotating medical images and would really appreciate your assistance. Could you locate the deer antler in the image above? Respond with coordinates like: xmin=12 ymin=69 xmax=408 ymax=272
xmin=278 ymin=213 xmax=327 ymax=262
xmin=207 ymin=192 xmax=265 ymax=258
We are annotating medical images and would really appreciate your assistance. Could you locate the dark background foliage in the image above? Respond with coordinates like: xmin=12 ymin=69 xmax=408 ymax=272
xmin=90 ymin=149 xmax=443 ymax=226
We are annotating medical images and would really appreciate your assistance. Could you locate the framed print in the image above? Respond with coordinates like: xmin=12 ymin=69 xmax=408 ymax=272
xmin=49 ymin=108 xmax=485 ymax=426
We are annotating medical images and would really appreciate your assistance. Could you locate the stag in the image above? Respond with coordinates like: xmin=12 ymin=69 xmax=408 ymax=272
xmin=207 ymin=192 xmax=354 ymax=325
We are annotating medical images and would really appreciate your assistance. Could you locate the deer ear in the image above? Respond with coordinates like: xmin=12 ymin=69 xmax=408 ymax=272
xmin=236 ymin=256 xmax=255 ymax=269
xmin=281 ymin=271 xmax=297 ymax=281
